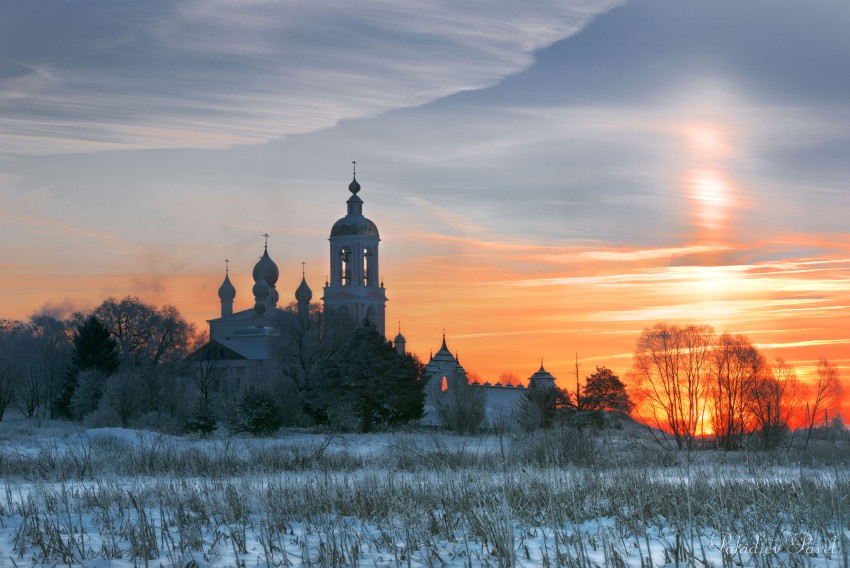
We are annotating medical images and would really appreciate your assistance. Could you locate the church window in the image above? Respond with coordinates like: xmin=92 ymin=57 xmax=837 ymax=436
xmin=441 ymin=376 xmax=448 ymax=391
xmin=363 ymin=247 xmax=375 ymax=286
xmin=339 ymin=246 xmax=352 ymax=286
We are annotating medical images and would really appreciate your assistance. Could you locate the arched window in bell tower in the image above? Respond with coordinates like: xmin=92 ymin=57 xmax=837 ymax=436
xmin=339 ymin=246 xmax=352 ymax=286
xmin=363 ymin=247 xmax=375 ymax=287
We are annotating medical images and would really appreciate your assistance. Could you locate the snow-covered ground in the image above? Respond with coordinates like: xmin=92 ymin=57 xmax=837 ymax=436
xmin=1 ymin=421 xmax=848 ymax=567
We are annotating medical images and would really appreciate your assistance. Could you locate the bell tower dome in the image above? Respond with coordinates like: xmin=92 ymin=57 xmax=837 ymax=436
xmin=322 ymin=163 xmax=388 ymax=335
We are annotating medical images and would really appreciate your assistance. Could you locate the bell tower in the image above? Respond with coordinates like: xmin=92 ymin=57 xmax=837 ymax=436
xmin=322 ymin=164 xmax=388 ymax=335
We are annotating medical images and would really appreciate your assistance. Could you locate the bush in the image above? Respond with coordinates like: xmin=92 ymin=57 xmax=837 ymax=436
xmin=184 ymin=403 xmax=217 ymax=436
xmin=226 ymin=387 xmax=284 ymax=436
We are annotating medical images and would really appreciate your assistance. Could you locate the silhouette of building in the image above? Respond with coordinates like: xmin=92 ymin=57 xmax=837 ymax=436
xmin=188 ymin=171 xmax=392 ymax=368
xmin=422 ymin=334 xmax=560 ymax=425
xmin=322 ymin=172 xmax=388 ymax=336
xmin=189 ymin=168 xmax=558 ymax=422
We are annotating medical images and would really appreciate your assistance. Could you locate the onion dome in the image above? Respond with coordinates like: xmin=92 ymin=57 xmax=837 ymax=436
xmin=252 ymin=276 xmax=269 ymax=302
xmin=295 ymin=275 xmax=313 ymax=303
xmin=252 ymin=247 xmax=280 ymax=286
xmin=218 ymin=273 xmax=236 ymax=302
xmin=348 ymin=175 xmax=361 ymax=194
xmin=394 ymin=322 xmax=406 ymax=345
xmin=331 ymin=214 xmax=379 ymax=237
xmin=330 ymin=176 xmax=380 ymax=237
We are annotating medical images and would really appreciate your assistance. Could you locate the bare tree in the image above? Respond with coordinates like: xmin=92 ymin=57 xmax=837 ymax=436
xmin=574 ymin=354 xmax=584 ymax=411
xmin=93 ymin=296 xmax=194 ymax=368
xmin=630 ymin=323 xmax=714 ymax=450
xmin=431 ymin=369 xmax=486 ymax=434
xmin=804 ymin=357 xmax=842 ymax=447
xmin=709 ymin=333 xmax=764 ymax=450
xmin=0 ymin=320 xmax=25 ymax=420
xmin=13 ymin=316 xmax=71 ymax=418
xmin=748 ymin=358 xmax=802 ymax=449
xmin=15 ymin=342 xmax=47 ymax=418
xmin=271 ymin=302 xmax=324 ymax=387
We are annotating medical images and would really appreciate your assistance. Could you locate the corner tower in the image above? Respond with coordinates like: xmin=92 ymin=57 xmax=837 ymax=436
xmin=322 ymin=167 xmax=387 ymax=335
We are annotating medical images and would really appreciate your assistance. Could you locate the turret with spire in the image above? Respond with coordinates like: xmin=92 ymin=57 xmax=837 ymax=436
xmin=527 ymin=359 xmax=557 ymax=388
xmin=393 ymin=322 xmax=406 ymax=355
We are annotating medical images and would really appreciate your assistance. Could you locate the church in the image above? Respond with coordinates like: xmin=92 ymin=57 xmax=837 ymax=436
xmin=189 ymin=171 xmax=394 ymax=370
xmin=190 ymin=170 xmax=558 ymax=422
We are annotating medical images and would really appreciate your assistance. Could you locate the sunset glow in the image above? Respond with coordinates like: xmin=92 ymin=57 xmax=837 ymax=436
xmin=1 ymin=0 xmax=848 ymax=417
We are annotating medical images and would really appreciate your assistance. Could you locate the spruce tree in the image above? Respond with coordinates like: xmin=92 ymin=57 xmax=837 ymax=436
xmin=54 ymin=316 xmax=119 ymax=419
xmin=307 ymin=325 xmax=425 ymax=432
xmin=71 ymin=316 xmax=120 ymax=374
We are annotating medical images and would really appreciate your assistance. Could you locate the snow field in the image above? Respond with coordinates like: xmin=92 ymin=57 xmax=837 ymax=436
xmin=0 ymin=425 xmax=849 ymax=567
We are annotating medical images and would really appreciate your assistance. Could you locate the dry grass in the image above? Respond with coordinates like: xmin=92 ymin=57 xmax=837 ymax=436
xmin=1 ymin=423 xmax=849 ymax=567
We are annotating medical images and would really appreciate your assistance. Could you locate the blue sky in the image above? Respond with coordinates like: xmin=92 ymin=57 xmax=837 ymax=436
xmin=1 ymin=0 xmax=848 ymax=382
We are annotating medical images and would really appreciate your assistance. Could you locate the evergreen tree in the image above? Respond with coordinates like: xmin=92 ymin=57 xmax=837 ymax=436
xmin=54 ymin=316 xmax=119 ymax=419
xmin=582 ymin=366 xmax=632 ymax=413
xmin=226 ymin=386 xmax=284 ymax=436
xmin=518 ymin=383 xmax=571 ymax=430
xmin=306 ymin=325 xmax=425 ymax=433
xmin=71 ymin=316 xmax=120 ymax=374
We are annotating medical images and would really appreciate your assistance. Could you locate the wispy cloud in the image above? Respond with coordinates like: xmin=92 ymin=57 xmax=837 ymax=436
xmin=0 ymin=0 xmax=622 ymax=156
xmin=0 ymin=210 xmax=119 ymax=243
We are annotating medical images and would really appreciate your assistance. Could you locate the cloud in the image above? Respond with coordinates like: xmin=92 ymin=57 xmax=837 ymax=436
xmin=0 ymin=0 xmax=622 ymax=156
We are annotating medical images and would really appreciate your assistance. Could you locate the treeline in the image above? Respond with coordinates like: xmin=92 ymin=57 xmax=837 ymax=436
xmin=0 ymin=297 xmax=427 ymax=435
xmin=0 ymin=296 xmax=196 ymax=424
xmin=630 ymin=322 xmax=842 ymax=450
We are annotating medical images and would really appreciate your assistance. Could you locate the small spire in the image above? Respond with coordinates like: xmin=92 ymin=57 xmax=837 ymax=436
xmin=398 ymin=321 xmax=402 ymax=335
xmin=301 ymin=261 xmax=306 ymax=277
xmin=348 ymin=161 xmax=361 ymax=195
xmin=225 ymin=258 xmax=229 ymax=275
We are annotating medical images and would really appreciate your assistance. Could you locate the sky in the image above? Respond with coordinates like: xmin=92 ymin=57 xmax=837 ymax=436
xmin=1 ymin=0 xmax=849 ymax=400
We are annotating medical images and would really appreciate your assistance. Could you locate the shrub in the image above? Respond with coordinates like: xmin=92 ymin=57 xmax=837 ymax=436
xmin=226 ymin=387 xmax=284 ymax=436
xmin=184 ymin=403 xmax=217 ymax=436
